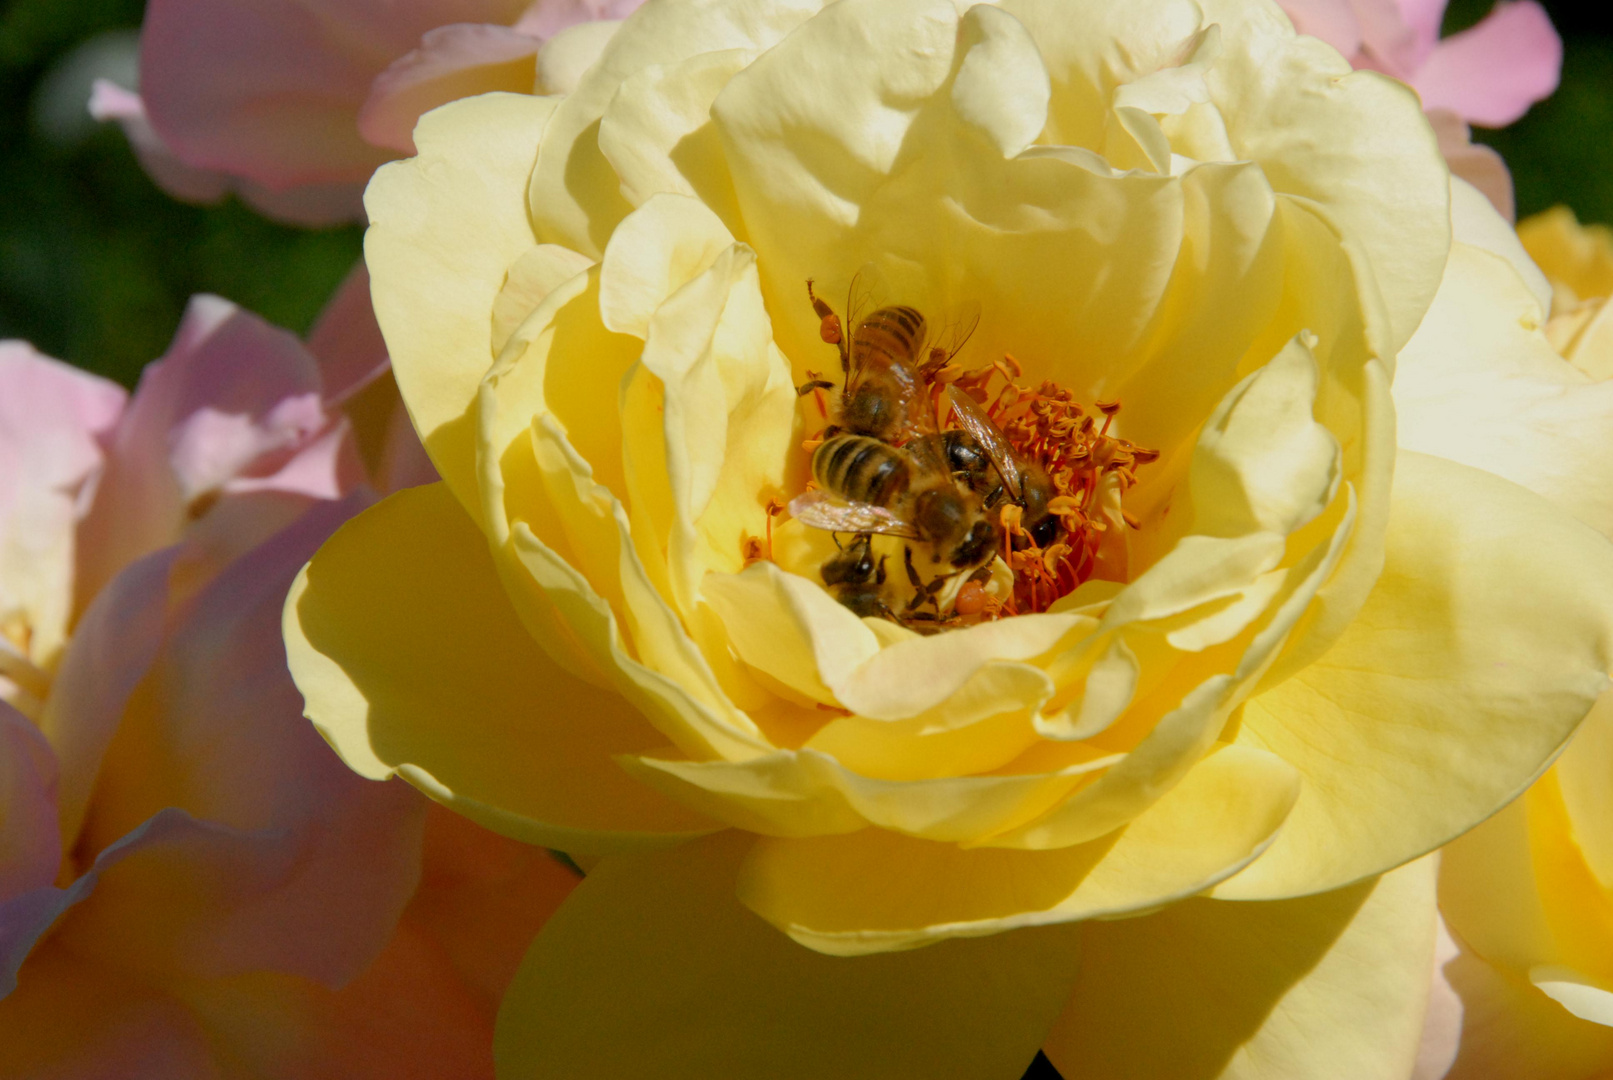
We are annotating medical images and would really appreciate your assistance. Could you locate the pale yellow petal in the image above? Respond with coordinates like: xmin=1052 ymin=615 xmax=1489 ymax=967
xmin=1218 ymin=451 xmax=1613 ymax=899
xmin=597 ymin=48 xmax=754 ymax=225
xmin=1044 ymin=858 xmax=1438 ymax=1080
xmin=1395 ymin=241 xmax=1613 ymax=539
xmin=495 ymin=833 xmax=1084 ymax=1080
xmin=527 ymin=0 xmax=822 ymax=256
xmin=284 ymin=482 xmax=719 ymax=853
xmin=1557 ymin=693 xmax=1613 ymax=889
xmin=1449 ymin=175 xmax=1551 ymax=315
xmin=736 ymin=742 xmax=1298 ymax=954
xmin=364 ymin=93 xmax=555 ymax=525
xmin=597 ymin=193 xmax=736 ymax=339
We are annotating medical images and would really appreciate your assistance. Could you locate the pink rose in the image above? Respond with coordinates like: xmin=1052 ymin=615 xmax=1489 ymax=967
xmin=99 ymin=0 xmax=643 ymax=224
xmin=0 ymin=310 xmax=570 ymax=1073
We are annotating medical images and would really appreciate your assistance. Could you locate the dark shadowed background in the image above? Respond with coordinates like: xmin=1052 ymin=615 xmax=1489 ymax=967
xmin=0 ymin=0 xmax=1609 ymax=387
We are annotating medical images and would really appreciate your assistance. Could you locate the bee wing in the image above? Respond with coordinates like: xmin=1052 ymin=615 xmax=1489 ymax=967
xmin=945 ymin=385 xmax=1025 ymax=499
xmin=788 ymin=490 xmax=920 ymax=538
xmin=926 ymin=299 xmax=982 ymax=370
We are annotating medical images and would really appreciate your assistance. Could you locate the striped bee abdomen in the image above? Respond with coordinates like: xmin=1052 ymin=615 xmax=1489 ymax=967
xmin=813 ymin=435 xmax=911 ymax=507
xmin=851 ymin=306 xmax=927 ymax=366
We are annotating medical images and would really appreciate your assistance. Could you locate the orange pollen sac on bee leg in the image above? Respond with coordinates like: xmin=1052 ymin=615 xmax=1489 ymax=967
xmin=941 ymin=359 xmax=1158 ymax=616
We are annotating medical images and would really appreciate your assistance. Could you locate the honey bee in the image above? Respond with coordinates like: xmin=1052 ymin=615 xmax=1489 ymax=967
xmin=940 ymin=386 xmax=1063 ymax=550
xmin=792 ymin=280 xmax=998 ymax=619
xmin=790 ymin=434 xmax=999 ymax=582
xmin=799 ymin=281 xmax=934 ymax=444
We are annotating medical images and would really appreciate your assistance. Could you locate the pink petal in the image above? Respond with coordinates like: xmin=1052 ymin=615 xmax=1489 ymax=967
xmin=91 ymin=80 xmax=367 ymax=226
xmin=72 ymin=496 xmax=425 ymax=988
xmin=512 ymin=0 xmax=645 ymax=38
xmin=306 ymin=263 xmax=390 ymax=407
xmin=0 ymin=343 xmax=125 ymax=674
xmin=73 ymin=296 xmax=344 ymax=601
xmin=1412 ymin=1 xmax=1563 ymax=127
xmin=357 ymin=24 xmax=543 ymax=155
xmin=1274 ymin=0 xmax=1363 ymax=57
xmin=1352 ymin=0 xmax=1421 ymax=76
xmin=88 ymin=80 xmax=233 ymax=206
xmin=138 ymin=0 xmax=528 ymax=191
xmin=1395 ymin=0 xmax=1450 ymax=66
xmin=223 ymin=421 xmax=367 ymax=503
xmin=0 ymin=703 xmax=59 ymax=904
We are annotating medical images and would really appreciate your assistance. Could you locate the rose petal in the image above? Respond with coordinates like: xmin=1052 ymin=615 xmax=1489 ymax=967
xmin=284 ymin=481 xmax=721 ymax=853
xmin=73 ymin=295 xmax=338 ymax=602
xmin=0 ymin=946 xmax=218 ymax=1075
xmin=734 ymin=742 xmax=1298 ymax=954
xmin=0 ymin=343 xmax=125 ymax=672
xmin=1216 ymin=450 xmax=1613 ymax=899
xmin=0 ymin=702 xmax=59 ymax=901
xmin=1412 ymin=1 xmax=1562 ymax=128
xmin=494 ymin=832 xmax=1084 ymax=1078
xmin=357 ymin=24 xmax=544 ymax=156
xmin=1044 ymin=858 xmax=1438 ymax=1080
xmin=365 ymin=93 xmax=556 ymax=524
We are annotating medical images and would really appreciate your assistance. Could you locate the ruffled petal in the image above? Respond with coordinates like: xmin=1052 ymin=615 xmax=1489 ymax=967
xmin=365 ymin=93 xmax=556 ymax=524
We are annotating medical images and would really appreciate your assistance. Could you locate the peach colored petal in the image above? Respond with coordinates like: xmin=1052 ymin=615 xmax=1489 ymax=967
xmin=0 ymin=946 xmax=220 ymax=1078
xmin=1428 ymin=109 xmax=1516 ymax=222
xmin=178 ymin=920 xmax=495 ymax=1079
xmin=50 ymin=804 xmax=416 ymax=992
xmin=357 ymin=24 xmax=544 ymax=155
xmin=37 ymin=546 xmax=177 ymax=854
xmin=1412 ymin=1 xmax=1561 ymax=127
xmin=70 ymin=497 xmax=425 ymax=988
xmin=405 ymin=804 xmax=579 ymax=1011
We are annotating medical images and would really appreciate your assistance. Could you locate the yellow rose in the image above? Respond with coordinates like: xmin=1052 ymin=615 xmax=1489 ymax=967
xmin=285 ymin=0 xmax=1613 ymax=1074
xmin=1394 ymin=203 xmax=1613 ymax=1079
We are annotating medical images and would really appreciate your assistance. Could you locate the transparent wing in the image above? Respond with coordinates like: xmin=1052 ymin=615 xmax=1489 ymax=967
xmin=924 ymin=298 xmax=982 ymax=371
xmin=945 ymin=385 xmax=1024 ymax=498
xmin=788 ymin=490 xmax=920 ymax=538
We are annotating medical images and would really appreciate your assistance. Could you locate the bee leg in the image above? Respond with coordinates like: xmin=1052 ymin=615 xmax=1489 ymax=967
xmin=797 ymin=378 xmax=835 ymax=397
xmin=903 ymin=546 xmax=923 ymax=590
xmin=875 ymin=555 xmax=888 ymax=586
